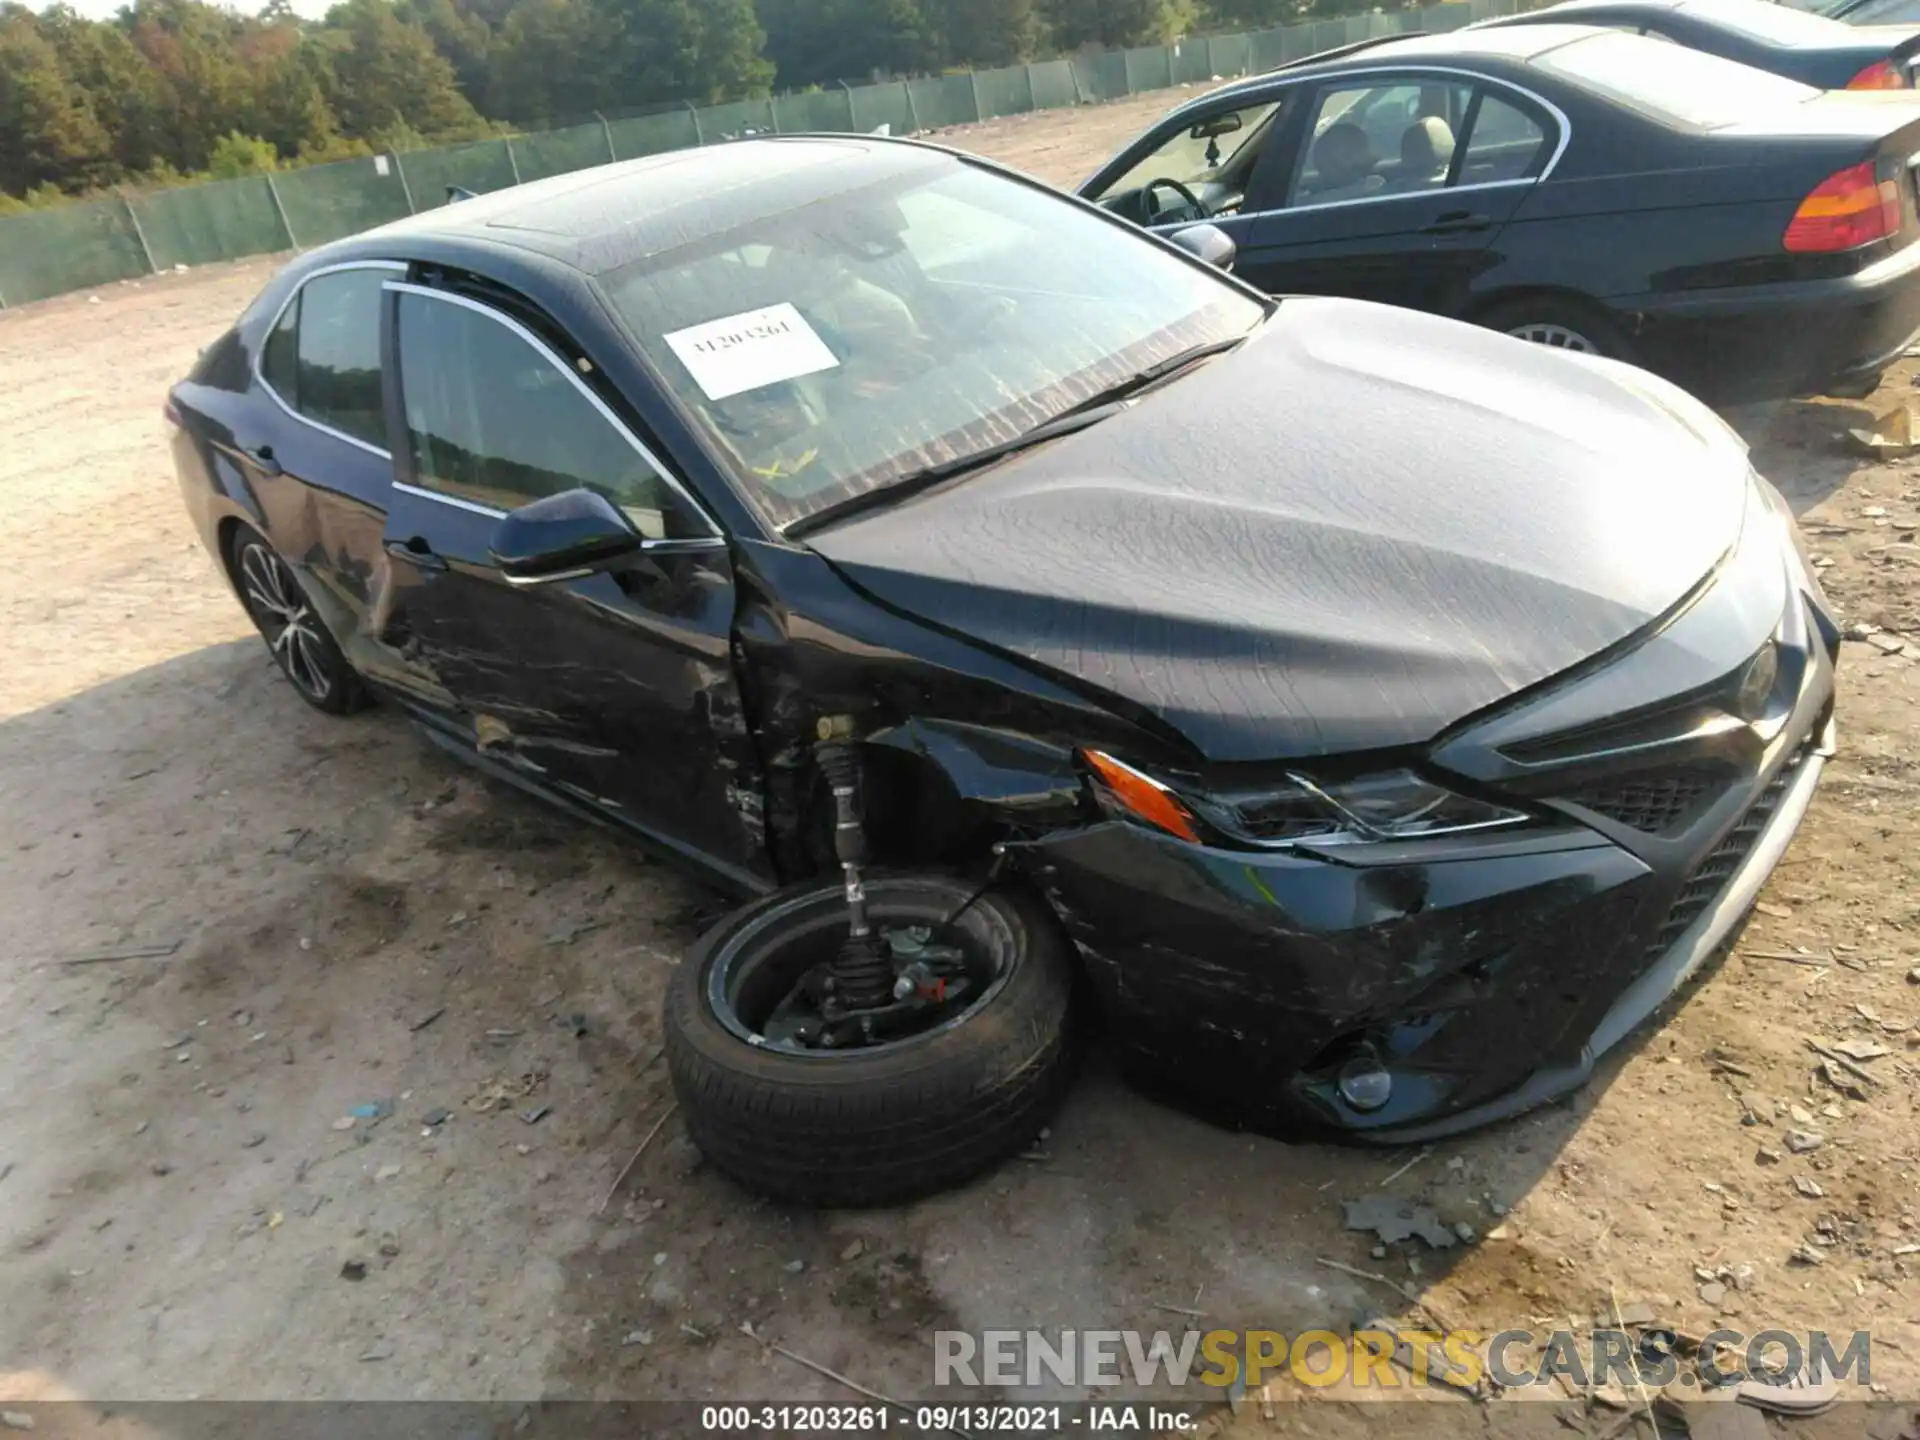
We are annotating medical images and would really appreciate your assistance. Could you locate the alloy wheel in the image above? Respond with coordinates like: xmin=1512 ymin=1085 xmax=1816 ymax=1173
xmin=1506 ymin=322 xmax=1599 ymax=353
xmin=237 ymin=542 xmax=333 ymax=703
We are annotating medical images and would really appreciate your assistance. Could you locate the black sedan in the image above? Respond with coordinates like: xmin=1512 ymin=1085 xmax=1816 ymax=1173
xmin=169 ymin=137 xmax=1836 ymax=1205
xmin=1080 ymin=22 xmax=1920 ymax=402
xmin=1482 ymin=0 xmax=1920 ymax=88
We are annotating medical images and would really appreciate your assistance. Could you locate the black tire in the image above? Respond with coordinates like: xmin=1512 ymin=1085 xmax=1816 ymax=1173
xmin=1477 ymin=295 xmax=1634 ymax=363
xmin=664 ymin=873 xmax=1079 ymax=1207
xmin=226 ymin=523 xmax=370 ymax=716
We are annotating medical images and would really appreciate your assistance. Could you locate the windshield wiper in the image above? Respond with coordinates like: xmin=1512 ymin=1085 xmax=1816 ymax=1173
xmin=1052 ymin=334 xmax=1249 ymax=419
xmin=785 ymin=334 xmax=1249 ymax=538
xmin=786 ymin=401 xmax=1129 ymax=537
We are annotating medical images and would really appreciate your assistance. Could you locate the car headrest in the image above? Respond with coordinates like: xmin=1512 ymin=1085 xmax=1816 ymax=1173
xmin=1400 ymin=116 xmax=1456 ymax=176
xmin=1312 ymin=123 xmax=1376 ymax=187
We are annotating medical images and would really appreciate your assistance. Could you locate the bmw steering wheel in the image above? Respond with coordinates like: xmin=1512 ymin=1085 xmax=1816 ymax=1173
xmin=1143 ymin=177 xmax=1207 ymax=225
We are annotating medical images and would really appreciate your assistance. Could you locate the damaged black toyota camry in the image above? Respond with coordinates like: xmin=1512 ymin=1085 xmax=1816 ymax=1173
xmin=167 ymin=135 xmax=1838 ymax=1207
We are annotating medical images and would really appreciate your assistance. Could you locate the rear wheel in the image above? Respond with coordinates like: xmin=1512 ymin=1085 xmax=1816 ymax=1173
xmin=664 ymin=873 xmax=1079 ymax=1207
xmin=228 ymin=525 xmax=368 ymax=715
xmin=1479 ymin=296 xmax=1633 ymax=363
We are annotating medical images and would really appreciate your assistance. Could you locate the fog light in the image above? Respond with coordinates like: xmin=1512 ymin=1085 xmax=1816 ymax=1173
xmin=1337 ymin=1059 xmax=1393 ymax=1112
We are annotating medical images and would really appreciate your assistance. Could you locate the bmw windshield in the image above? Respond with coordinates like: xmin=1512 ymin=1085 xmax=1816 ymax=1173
xmin=602 ymin=159 xmax=1267 ymax=530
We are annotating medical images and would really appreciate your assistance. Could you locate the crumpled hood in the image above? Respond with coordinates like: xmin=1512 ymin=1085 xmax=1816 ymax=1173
xmin=809 ymin=297 xmax=1749 ymax=763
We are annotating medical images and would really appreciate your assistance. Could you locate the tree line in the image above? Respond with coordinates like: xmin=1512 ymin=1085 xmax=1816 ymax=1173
xmin=0 ymin=0 xmax=1355 ymax=208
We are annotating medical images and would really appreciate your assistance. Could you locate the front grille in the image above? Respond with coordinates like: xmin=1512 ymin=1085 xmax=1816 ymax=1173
xmin=1566 ymin=769 xmax=1719 ymax=834
xmin=1641 ymin=745 xmax=1807 ymax=961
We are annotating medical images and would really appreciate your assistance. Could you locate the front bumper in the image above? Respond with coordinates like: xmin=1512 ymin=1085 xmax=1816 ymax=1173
xmin=1018 ymin=511 xmax=1839 ymax=1141
xmin=1364 ymin=711 xmax=1832 ymax=1142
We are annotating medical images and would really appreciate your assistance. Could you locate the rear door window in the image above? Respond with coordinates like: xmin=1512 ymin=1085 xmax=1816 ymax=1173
xmin=289 ymin=269 xmax=390 ymax=451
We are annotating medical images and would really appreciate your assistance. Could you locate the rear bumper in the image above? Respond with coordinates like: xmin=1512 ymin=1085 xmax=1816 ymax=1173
xmin=1622 ymin=238 xmax=1920 ymax=403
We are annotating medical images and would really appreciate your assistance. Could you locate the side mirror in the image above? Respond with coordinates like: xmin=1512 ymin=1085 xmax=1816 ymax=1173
xmin=1167 ymin=223 xmax=1238 ymax=272
xmin=1189 ymin=113 xmax=1244 ymax=141
xmin=489 ymin=488 xmax=642 ymax=584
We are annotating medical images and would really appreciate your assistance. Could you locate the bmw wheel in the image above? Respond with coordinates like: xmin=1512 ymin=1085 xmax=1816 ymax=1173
xmin=229 ymin=526 xmax=368 ymax=715
xmin=1480 ymin=297 xmax=1632 ymax=364
xmin=1507 ymin=321 xmax=1600 ymax=352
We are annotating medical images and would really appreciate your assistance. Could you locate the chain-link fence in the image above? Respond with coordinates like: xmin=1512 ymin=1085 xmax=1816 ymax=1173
xmin=0 ymin=0 xmax=1533 ymax=308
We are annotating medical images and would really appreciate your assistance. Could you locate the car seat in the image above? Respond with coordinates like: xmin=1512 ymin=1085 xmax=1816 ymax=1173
xmin=1393 ymin=116 xmax=1455 ymax=191
xmin=1303 ymin=122 xmax=1383 ymax=203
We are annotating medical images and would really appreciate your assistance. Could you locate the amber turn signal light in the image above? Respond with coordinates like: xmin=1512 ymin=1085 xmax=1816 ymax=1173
xmin=1082 ymin=749 xmax=1203 ymax=844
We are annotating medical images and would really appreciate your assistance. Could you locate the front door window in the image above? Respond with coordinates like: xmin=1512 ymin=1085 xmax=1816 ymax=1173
xmin=393 ymin=289 xmax=707 ymax=541
xmin=1088 ymin=99 xmax=1286 ymax=226
xmin=1290 ymin=80 xmax=1475 ymax=207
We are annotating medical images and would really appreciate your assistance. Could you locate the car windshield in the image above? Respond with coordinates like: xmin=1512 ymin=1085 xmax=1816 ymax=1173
xmin=1820 ymin=0 xmax=1920 ymax=20
xmin=1534 ymin=30 xmax=1820 ymax=125
xmin=601 ymin=162 xmax=1266 ymax=531
xmin=1678 ymin=0 xmax=1855 ymax=42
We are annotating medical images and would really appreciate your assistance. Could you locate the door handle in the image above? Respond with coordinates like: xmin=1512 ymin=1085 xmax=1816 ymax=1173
xmin=1419 ymin=211 xmax=1493 ymax=235
xmin=386 ymin=537 xmax=448 ymax=572
xmin=242 ymin=443 xmax=283 ymax=476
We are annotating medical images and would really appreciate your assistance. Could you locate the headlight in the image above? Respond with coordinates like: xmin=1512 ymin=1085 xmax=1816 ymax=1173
xmin=1083 ymin=751 xmax=1527 ymax=848
xmin=1209 ymin=768 xmax=1528 ymax=846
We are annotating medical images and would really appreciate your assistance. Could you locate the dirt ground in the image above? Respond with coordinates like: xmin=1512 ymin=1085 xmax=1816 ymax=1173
xmin=2 ymin=90 xmax=1918 ymax=1433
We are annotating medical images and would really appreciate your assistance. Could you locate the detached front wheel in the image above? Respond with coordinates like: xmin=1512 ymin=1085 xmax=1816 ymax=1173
xmin=664 ymin=874 xmax=1078 ymax=1207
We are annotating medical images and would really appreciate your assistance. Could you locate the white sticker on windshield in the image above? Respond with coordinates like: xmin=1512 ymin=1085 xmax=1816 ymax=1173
xmin=662 ymin=303 xmax=840 ymax=401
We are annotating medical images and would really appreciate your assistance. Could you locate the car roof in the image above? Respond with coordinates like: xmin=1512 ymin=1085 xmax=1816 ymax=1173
xmin=1516 ymin=0 xmax=1685 ymax=14
xmin=1366 ymin=19 xmax=1622 ymax=57
xmin=1196 ymin=21 xmax=1613 ymax=103
xmin=345 ymin=136 xmax=955 ymax=276
xmin=1508 ymin=0 xmax=1866 ymax=35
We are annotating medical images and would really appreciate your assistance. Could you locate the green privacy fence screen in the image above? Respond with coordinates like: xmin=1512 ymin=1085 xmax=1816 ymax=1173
xmin=0 ymin=0 xmax=1534 ymax=308
xmin=394 ymin=138 xmax=521 ymax=205
xmin=130 ymin=175 xmax=287 ymax=270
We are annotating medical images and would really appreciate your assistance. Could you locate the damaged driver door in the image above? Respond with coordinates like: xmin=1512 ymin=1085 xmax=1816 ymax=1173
xmin=374 ymin=280 xmax=774 ymax=892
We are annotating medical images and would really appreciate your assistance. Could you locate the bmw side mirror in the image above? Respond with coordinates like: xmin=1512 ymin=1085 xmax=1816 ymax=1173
xmin=490 ymin=487 xmax=642 ymax=585
xmin=1167 ymin=223 xmax=1237 ymax=272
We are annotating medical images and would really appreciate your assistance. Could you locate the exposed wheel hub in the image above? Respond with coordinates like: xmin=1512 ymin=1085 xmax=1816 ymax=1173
xmin=762 ymin=923 xmax=980 ymax=1051
xmin=713 ymin=721 xmax=1012 ymax=1055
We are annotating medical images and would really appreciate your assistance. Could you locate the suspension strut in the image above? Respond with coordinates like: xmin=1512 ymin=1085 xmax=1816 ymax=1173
xmin=815 ymin=717 xmax=895 ymax=1011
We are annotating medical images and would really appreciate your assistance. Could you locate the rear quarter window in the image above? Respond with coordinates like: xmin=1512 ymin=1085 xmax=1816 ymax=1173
xmin=188 ymin=330 xmax=252 ymax=391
